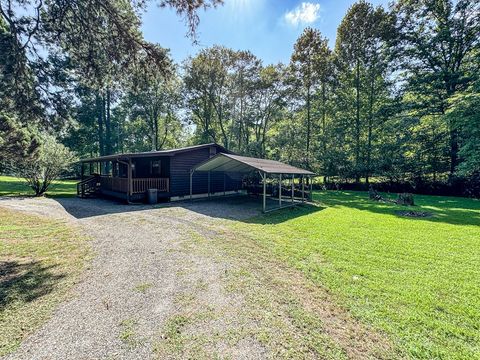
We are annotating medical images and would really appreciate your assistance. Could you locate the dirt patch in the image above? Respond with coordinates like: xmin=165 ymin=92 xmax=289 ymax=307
xmin=395 ymin=210 xmax=433 ymax=218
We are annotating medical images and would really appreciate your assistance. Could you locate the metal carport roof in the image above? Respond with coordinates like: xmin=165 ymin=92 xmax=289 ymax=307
xmin=192 ymin=153 xmax=315 ymax=175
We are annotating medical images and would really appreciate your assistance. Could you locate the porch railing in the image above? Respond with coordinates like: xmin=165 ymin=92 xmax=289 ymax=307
xmin=132 ymin=178 xmax=169 ymax=193
xmin=99 ymin=176 xmax=169 ymax=194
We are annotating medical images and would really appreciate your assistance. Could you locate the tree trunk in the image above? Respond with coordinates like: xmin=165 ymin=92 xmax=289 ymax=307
xmin=322 ymin=82 xmax=327 ymax=154
xmin=449 ymin=127 xmax=458 ymax=177
xmin=366 ymin=70 xmax=375 ymax=185
xmin=105 ymin=88 xmax=112 ymax=156
xmin=355 ymin=60 xmax=361 ymax=183
xmin=306 ymin=84 xmax=311 ymax=169
xmin=96 ymin=92 xmax=105 ymax=157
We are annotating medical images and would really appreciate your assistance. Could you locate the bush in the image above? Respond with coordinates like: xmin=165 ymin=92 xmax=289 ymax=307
xmin=14 ymin=135 xmax=77 ymax=196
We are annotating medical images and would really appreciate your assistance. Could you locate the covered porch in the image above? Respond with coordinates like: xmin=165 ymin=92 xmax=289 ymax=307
xmin=78 ymin=154 xmax=170 ymax=201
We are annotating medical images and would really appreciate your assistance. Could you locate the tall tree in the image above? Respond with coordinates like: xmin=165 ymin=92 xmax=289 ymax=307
xmin=290 ymin=27 xmax=326 ymax=169
xmin=0 ymin=0 xmax=222 ymax=134
xmin=126 ymin=51 xmax=182 ymax=151
xmin=229 ymin=50 xmax=262 ymax=153
xmin=183 ymin=46 xmax=234 ymax=148
xmin=394 ymin=0 xmax=480 ymax=176
xmin=335 ymin=0 xmax=394 ymax=182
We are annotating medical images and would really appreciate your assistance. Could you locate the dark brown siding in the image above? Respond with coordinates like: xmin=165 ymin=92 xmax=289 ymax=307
xmin=132 ymin=156 xmax=170 ymax=178
xmin=170 ymin=145 xmax=242 ymax=197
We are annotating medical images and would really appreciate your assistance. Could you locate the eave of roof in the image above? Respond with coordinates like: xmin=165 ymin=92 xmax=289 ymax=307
xmin=79 ymin=143 xmax=230 ymax=163
xmin=193 ymin=153 xmax=315 ymax=175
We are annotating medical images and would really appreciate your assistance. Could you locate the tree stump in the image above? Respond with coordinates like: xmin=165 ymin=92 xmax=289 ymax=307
xmin=369 ymin=185 xmax=382 ymax=201
xmin=396 ymin=193 xmax=414 ymax=206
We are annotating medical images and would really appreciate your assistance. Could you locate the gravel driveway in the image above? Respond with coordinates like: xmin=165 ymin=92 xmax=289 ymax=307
xmin=0 ymin=196 xmax=266 ymax=360
xmin=1 ymin=196 xmax=393 ymax=360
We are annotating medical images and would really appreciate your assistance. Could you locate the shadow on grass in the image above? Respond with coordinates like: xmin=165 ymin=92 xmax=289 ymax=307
xmin=316 ymin=191 xmax=480 ymax=227
xmin=49 ymin=190 xmax=480 ymax=226
xmin=0 ymin=260 xmax=65 ymax=311
xmin=54 ymin=195 xmax=325 ymax=224
xmin=245 ymin=202 xmax=326 ymax=225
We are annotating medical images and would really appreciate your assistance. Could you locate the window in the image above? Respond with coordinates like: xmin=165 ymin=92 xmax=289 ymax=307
xmin=151 ymin=160 xmax=161 ymax=176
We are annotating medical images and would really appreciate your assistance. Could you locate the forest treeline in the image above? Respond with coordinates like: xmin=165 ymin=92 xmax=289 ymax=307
xmin=1 ymin=0 xmax=479 ymax=195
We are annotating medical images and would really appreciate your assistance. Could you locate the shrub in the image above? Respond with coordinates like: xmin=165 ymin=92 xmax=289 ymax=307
xmin=14 ymin=135 xmax=77 ymax=196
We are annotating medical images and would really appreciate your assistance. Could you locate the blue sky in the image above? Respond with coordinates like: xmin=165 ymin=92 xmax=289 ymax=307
xmin=141 ymin=0 xmax=390 ymax=66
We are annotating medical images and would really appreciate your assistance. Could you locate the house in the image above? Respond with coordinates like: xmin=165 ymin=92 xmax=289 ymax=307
xmin=77 ymin=143 xmax=314 ymax=212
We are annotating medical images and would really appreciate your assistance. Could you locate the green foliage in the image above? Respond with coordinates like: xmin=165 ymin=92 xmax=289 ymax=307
xmin=124 ymin=50 xmax=184 ymax=151
xmin=0 ymin=113 xmax=40 ymax=163
xmin=448 ymin=79 xmax=480 ymax=176
xmin=393 ymin=0 xmax=480 ymax=174
xmin=183 ymin=46 xmax=285 ymax=156
xmin=1 ymin=0 xmax=479 ymax=192
xmin=13 ymin=135 xmax=77 ymax=196
xmin=288 ymin=27 xmax=331 ymax=169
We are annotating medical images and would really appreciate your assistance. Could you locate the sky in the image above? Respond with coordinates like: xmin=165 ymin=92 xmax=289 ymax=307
xmin=141 ymin=0 xmax=391 ymax=66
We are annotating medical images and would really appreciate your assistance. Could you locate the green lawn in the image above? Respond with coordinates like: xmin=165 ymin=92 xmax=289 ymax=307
xmin=0 ymin=176 xmax=77 ymax=197
xmin=0 ymin=207 xmax=90 ymax=355
xmin=228 ymin=192 xmax=480 ymax=359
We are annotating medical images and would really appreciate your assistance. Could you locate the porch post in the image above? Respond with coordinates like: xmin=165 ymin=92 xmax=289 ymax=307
xmin=81 ymin=162 xmax=85 ymax=180
xmin=128 ymin=158 xmax=133 ymax=197
xmin=309 ymin=176 xmax=313 ymax=201
xmin=301 ymin=175 xmax=305 ymax=203
xmin=208 ymin=171 xmax=211 ymax=197
xmin=278 ymin=174 xmax=282 ymax=207
xmin=291 ymin=174 xmax=294 ymax=204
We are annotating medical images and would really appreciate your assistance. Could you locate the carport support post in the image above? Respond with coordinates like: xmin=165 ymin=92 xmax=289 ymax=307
xmin=261 ymin=172 xmax=266 ymax=213
xmin=278 ymin=174 xmax=282 ymax=207
xmin=291 ymin=174 xmax=294 ymax=203
xmin=128 ymin=158 xmax=133 ymax=196
xmin=301 ymin=175 xmax=305 ymax=203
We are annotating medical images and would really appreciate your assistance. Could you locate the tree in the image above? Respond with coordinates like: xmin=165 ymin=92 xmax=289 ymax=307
xmin=250 ymin=64 xmax=286 ymax=157
xmin=0 ymin=15 xmax=43 ymax=125
xmin=447 ymin=77 xmax=480 ymax=176
xmin=183 ymin=46 xmax=234 ymax=148
xmin=126 ymin=53 xmax=183 ymax=151
xmin=335 ymin=0 xmax=394 ymax=182
xmin=14 ymin=134 xmax=77 ymax=196
xmin=0 ymin=112 xmax=40 ymax=163
xmin=0 ymin=0 xmax=222 ymax=135
xmin=229 ymin=50 xmax=262 ymax=153
xmin=393 ymin=0 xmax=480 ymax=176
xmin=289 ymin=27 xmax=326 ymax=169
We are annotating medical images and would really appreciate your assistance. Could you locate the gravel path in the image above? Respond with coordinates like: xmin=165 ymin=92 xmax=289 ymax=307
xmin=0 ymin=196 xmax=265 ymax=360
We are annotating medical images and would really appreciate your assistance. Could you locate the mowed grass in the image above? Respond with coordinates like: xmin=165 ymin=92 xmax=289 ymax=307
xmin=0 ymin=207 xmax=90 ymax=355
xmin=0 ymin=176 xmax=77 ymax=197
xmin=229 ymin=191 xmax=480 ymax=359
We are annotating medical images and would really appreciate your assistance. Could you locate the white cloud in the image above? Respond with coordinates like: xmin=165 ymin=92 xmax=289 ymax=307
xmin=284 ymin=2 xmax=321 ymax=27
